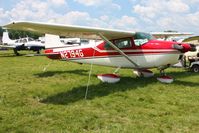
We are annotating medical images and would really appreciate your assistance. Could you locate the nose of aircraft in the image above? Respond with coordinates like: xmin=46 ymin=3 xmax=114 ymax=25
xmin=173 ymin=43 xmax=196 ymax=53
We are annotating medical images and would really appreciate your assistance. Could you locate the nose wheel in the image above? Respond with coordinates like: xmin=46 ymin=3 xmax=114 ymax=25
xmin=157 ymin=69 xmax=174 ymax=84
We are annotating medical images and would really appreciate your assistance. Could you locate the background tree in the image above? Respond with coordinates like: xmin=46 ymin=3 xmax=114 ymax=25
xmin=0 ymin=26 xmax=43 ymax=39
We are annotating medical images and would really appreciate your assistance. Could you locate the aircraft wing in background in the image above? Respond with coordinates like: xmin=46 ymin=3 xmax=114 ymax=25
xmin=151 ymin=32 xmax=193 ymax=39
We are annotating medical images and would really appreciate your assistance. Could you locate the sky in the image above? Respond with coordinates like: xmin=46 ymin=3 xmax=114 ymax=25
xmin=0 ymin=0 xmax=199 ymax=34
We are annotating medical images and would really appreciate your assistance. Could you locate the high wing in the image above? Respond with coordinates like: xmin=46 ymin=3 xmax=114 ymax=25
xmin=151 ymin=32 xmax=193 ymax=39
xmin=4 ymin=21 xmax=139 ymax=67
xmin=4 ymin=21 xmax=136 ymax=40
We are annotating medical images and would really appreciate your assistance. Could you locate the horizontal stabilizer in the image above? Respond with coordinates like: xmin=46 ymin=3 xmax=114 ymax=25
xmin=25 ymin=53 xmax=59 ymax=57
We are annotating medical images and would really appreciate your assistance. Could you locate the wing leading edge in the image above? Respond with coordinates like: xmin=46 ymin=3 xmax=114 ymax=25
xmin=4 ymin=21 xmax=136 ymax=40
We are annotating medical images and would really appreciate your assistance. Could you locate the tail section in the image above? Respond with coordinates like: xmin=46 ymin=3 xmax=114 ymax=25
xmin=45 ymin=34 xmax=64 ymax=49
xmin=2 ymin=32 xmax=13 ymax=44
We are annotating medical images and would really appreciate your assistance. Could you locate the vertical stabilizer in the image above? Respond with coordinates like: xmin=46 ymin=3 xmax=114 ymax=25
xmin=45 ymin=34 xmax=63 ymax=49
xmin=2 ymin=32 xmax=13 ymax=44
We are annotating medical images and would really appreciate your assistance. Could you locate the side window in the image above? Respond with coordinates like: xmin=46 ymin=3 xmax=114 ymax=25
xmin=22 ymin=39 xmax=27 ymax=43
xmin=115 ymin=38 xmax=132 ymax=48
xmin=28 ymin=38 xmax=34 ymax=41
xmin=104 ymin=38 xmax=132 ymax=50
xmin=104 ymin=42 xmax=113 ymax=50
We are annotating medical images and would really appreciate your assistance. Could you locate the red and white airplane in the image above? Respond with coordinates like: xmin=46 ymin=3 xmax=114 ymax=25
xmin=4 ymin=21 xmax=196 ymax=83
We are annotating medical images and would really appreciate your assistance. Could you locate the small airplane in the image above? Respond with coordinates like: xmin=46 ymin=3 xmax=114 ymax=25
xmin=4 ymin=21 xmax=196 ymax=83
xmin=0 ymin=31 xmax=45 ymax=55
xmin=39 ymin=36 xmax=90 ymax=46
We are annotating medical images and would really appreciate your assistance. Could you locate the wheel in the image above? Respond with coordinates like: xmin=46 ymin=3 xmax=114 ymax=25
xmin=191 ymin=65 xmax=199 ymax=72
xmin=13 ymin=49 xmax=20 ymax=56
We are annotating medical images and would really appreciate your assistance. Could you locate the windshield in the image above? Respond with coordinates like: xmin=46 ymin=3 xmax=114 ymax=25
xmin=134 ymin=32 xmax=154 ymax=46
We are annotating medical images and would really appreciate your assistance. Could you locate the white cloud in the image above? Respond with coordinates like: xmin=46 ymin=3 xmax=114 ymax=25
xmin=157 ymin=18 xmax=174 ymax=29
xmin=186 ymin=12 xmax=199 ymax=26
xmin=74 ymin=0 xmax=121 ymax=10
xmin=188 ymin=0 xmax=199 ymax=3
xmin=0 ymin=0 xmax=68 ymax=24
xmin=49 ymin=0 xmax=66 ymax=5
xmin=133 ymin=0 xmax=190 ymax=19
xmin=0 ymin=0 xmax=124 ymax=30
xmin=131 ymin=0 xmax=199 ymax=33
xmin=50 ymin=11 xmax=90 ymax=25
xmin=0 ymin=0 xmax=198 ymax=34
xmin=133 ymin=4 xmax=158 ymax=19
xmin=112 ymin=16 xmax=137 ymax=30
xmin=100 ymin=15 xmax=109 ymax=22
xmin=167 ymin=0 xmax=189 ymax=13
xmin=74 ymin=0 xmax=101 ymax=6
xmin=0 ymin=8 xmax=7 ymax=19
xmin=111 ymin=3 xmax=121 ymax=10
xmin=48 ymin=11 xmax=137 ymax=31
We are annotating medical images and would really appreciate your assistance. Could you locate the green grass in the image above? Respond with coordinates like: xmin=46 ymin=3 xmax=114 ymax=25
xmin=0 ymin=50 xmax=199 ymax=133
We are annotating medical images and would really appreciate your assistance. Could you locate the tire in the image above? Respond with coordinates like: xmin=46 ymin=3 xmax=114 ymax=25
xmin=191 ymin=65 xmax=199 ymax=72
xmin=13 ymin=48 xmax=20 ymax=56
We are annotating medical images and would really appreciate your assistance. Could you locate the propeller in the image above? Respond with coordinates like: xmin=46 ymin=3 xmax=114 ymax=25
xmin=173 ymin=44 xmax=183 ymax=51
xmin=189 ymin=44 xmax=197 ymax=52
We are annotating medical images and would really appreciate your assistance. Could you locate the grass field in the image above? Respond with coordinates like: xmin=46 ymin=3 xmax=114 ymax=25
xmin=0 ymin=50 xmax=199 ymax=133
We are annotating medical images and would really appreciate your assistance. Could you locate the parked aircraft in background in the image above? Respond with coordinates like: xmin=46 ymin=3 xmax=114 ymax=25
xmin=4 ymin=21 xmax=196 ymax=83
xmin=182 ymin=36 xmax=199 ymax=58
xmin=151 ymin=31 xmax=193 ymax=41
xmin=38 ymin=36 xmax=92 ymax=46
xmin=0 ymin=31 xmax=45 ymax=55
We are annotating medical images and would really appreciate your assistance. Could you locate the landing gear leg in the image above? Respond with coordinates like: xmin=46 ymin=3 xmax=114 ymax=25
xmin=160 ymin=69 xmax=166 ymax=76
xmin=133 ymin=69 xmax=154 ymax=78
xmin=37 ymin=50 xmax=40 ymax=54
xmin=13 ymin=49 xmax=19 ymax=56
xmin=113 ymin=67 xmax=121 ymax=74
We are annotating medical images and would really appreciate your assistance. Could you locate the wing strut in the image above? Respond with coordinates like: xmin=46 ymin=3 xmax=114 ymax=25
xmin=98 ymin=33 xmax=139 ymax=68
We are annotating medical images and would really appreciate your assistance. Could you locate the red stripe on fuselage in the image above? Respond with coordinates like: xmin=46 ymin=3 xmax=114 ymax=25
xmin=44 ymin=39 xmax=180 ymax=60
xmin=45 ymin=47 xmax=180 ymax=60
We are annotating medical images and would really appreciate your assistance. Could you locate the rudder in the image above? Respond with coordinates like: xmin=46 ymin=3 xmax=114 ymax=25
xmin=45 ymin=34 xmax=64 ymax=49
xmin=2 ymin=32 xmax=13 ymax=44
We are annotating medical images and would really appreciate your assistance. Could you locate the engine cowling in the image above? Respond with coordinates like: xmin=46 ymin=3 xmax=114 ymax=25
xmin=173 ymin=43 xmax=196 ymax=53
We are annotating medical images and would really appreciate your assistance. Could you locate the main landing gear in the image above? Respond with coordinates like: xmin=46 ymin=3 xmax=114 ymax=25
xmin=97 ymin=67 xmax=121 ymax=83
xmin=134 ymin=67 xmax=174 ymax=84
xmin=97 ymin=66 xmax=174 ymax=84
xmin=157 ymin=67 xmax=173 ymax=84
xmin=13 ymin=48 xmax=20 ymax=56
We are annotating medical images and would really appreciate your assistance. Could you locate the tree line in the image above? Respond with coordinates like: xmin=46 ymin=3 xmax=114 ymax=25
xmin=0 ymin=26 xmax=42 ymax=39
